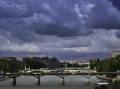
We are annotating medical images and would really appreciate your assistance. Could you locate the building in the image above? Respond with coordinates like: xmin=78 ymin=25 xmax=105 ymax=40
xmin=48 ymin=57 xmax=61 ymax=68
xmin=111 ymin=50 xmax=120 ymax=58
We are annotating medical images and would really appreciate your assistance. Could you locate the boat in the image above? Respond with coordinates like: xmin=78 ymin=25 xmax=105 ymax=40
xmin=96 ymin=80 xmax=109 ymax=85
xmin=95 ymin=80 xmax=108 ymax=89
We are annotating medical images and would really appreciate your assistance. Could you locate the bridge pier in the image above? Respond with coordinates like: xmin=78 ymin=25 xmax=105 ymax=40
xmin=61 ymin=77 xmax=65 ymax=85
xmin=12 ymin=76 xmax=16 ymax=86
xmin=36 ymin=75 xmax=40 ymax=85
xmin=83 ymin=75 xmax=91 ymax=84
xmin=87 ymin=78 xmax=89 ymax=84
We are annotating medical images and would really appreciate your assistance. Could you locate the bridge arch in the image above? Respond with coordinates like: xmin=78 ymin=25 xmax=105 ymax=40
xmin=35 ymin=75 xmax=66 ymax=84
xmin=82 ymin=75 xmax=94 ymax=79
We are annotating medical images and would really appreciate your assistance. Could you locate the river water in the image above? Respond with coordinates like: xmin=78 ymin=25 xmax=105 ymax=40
xmin=0 ymin=75 xmax=120 ymax=89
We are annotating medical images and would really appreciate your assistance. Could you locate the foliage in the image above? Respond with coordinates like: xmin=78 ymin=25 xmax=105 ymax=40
xmin=89 ymin=55 xmax=120 ymax=78
xmin=67 ymin=63 xmax=88 ymax=68
xmin=0 ymin=57 xmax=23 ymax=73
xmin=89 ymin=59 xmax=97 ymax=69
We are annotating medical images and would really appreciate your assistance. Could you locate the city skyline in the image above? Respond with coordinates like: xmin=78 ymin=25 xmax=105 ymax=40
xmin=0 ymin=0 xmax=120 ymax=60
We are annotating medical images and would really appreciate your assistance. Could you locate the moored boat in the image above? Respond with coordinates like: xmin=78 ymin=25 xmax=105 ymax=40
xmin=96 ymin=80 xmax=109 ymax=85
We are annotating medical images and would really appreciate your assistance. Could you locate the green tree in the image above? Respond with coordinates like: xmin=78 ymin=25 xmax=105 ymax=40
xmin=89 ymin=59 xmax=97 ymax=69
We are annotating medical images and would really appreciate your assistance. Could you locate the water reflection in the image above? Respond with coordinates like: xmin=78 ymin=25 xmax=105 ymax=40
xmin=0 ymin=75 xmax=98 ymax=85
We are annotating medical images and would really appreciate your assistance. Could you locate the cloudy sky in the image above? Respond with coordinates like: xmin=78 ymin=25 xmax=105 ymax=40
xmin=0 ymin=0 xmax=120 ymax=60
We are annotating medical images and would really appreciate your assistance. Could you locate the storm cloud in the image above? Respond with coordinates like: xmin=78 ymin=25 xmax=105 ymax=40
xmin=0 ymin=0 xmax=120 ymax=60
xmin=109 ymin=0 xmax=120 ymax=10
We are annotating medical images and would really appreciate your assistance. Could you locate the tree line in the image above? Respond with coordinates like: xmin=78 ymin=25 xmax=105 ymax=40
xmin=0 ymin=56 xmax=60 ymax=73
xmin=0 ymin=57 xmax=24 ymax=73
xmin=89 ymin=55 xmax=120 ymax=77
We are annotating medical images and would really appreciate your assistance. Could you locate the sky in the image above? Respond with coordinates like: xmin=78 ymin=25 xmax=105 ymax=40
xmin=0 ymin=0 xmax=120 ymax=60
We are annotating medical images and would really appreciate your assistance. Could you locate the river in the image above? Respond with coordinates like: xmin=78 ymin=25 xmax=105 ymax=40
xmin=0 ymin=75 xmax=120 ymax=89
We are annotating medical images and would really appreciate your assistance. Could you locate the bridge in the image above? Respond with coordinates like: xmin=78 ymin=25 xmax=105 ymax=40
xmin=21 ymin=68 xmax=93 ymax=73
xmin=0 ymin=71 xmax=120 ymax=85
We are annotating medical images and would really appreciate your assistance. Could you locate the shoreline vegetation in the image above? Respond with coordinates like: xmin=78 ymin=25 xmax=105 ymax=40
xmin=89 ymin=54 xmax=120 ymax=83
xmin=89 ymin=55 xmax=120 ymax=77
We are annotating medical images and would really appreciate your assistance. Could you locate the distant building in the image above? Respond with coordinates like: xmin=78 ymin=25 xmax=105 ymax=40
xmin=111 ymin=50 xmax=120 ymax=58
xmin=48 ymin=57 xmax=61 ymax=68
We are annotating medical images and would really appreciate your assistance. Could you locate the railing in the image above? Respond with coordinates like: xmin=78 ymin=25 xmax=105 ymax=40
xmin=0 ymin=72 xmax=120 ymax=75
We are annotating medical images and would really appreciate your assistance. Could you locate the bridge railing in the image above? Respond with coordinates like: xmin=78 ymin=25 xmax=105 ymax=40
xmin=0 ymin=72 xmax=120 ymax=76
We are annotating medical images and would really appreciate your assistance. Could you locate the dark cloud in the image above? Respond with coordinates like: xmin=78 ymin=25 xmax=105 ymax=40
xmin=0 ymin=0 xmax=120 ymax=60
xmin=34 ymin=24 xmax=93 ymax=37
xmin=85 ymin=0 xmax=120 ymax=29
xmin=11 ymin=30 xmax=36 ymax=42
xmin=1 ymin=0 xmax=120 ymax=29
xmin=88 ymin=14 xmax=120 ymax=29
xmin=115 ymin=31 xmax=120 ymax=38
xmin=109 ymin=0 xmax=120 ymax=10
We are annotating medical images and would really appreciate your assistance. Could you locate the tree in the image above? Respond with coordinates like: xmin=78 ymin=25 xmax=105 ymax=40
xmin=89 ymin=59 xmax=97 ymax=69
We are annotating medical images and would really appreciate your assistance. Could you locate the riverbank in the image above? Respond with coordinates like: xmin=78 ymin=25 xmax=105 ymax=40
xmin=96 ymin=75 xmax=112 ymax=81
xmin=96 ymin=75 xmax=120 ymax=83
